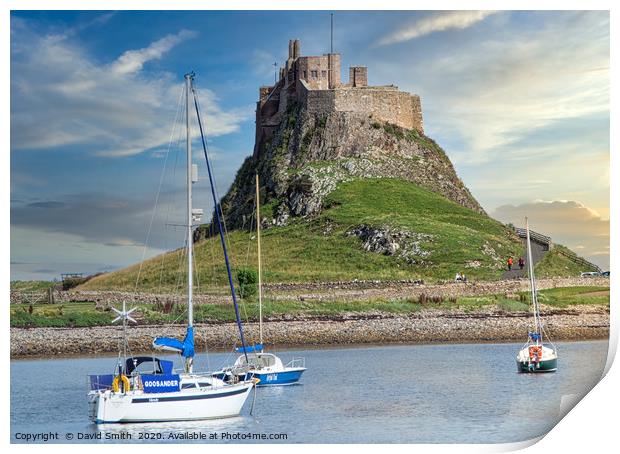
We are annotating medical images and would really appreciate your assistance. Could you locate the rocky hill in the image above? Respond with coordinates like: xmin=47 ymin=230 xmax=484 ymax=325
xmin=79 ymin=94 xmax=603 ymax=292
xmin=214 ymin=103 xmax=484 ymax=236
xmin=80 ymin=39 xmax=597 ymax=291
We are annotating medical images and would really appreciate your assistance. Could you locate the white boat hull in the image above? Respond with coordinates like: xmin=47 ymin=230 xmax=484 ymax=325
xmin=89 ymin=381 xmax=254 ymax=423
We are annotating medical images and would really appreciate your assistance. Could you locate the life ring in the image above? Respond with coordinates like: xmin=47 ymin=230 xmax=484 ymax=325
xmin=112 ymin=374 xmax=131 ymax=393
xmin=529 ymin=346 xmax=542 ymax=362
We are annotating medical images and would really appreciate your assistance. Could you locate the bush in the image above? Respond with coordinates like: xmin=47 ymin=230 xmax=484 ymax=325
xmin=382 ymin=122 xmax=405 ymax=140
xmin=154 ymin=300 xmax=178 ymax=314
xmin=62 ymin=277 xmax=88 ymax=290
xmin=236 ymin=268 xmax=258 ymax=299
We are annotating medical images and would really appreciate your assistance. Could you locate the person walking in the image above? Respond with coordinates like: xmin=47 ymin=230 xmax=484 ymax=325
xmin=518 ymin=257 xmax=525 ymax=270
xmin=507 ymin=256 xmax=513 ymax=271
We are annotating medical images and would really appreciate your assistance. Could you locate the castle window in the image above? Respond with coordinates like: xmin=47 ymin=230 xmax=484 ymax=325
xmin=321 ymin=70 xmax=327 ymax=78
xmin=303 ymin=70 xmax=307 ymax=79
xmin=311 ymin=70 xmax=318 ymax=78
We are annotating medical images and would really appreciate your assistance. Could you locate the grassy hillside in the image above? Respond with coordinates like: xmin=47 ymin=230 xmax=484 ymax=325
xmin=10 ymin=280 xmax=57 ymax=292
xmin=535 ymin=244 xmax=599 ymax=277
xmin=82 ymin=178 xmax=524 ymax=292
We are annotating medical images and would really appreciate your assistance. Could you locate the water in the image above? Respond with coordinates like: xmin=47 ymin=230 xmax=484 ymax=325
xmin=11 ymin=341 xmax=608 ymax=443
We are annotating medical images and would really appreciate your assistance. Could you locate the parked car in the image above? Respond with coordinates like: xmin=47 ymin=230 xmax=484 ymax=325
xmin=601 ymin=271 xmax=610 ymax=277
xmin=580 ymin=271 xmax=601 ymax=277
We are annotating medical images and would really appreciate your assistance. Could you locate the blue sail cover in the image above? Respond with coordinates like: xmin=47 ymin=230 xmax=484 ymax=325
xmin=235 ymin=344 xmax=263 ymax=353
xmin=529 ymin=332 xmax=541 ymax=341
xmin=153 ymin=326 xmax=195 ymax=358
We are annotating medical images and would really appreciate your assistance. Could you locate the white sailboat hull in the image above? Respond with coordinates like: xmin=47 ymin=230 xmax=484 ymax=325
xmin=89 ymin=381 xmax=254 ymax=423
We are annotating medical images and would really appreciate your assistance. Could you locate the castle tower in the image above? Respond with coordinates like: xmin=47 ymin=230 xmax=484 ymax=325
xmin=328 ymin=53 xmax=341 ymax=89
xmin=349 ymin=66 xmax=368 ymax=87
xmin=286 ymin=39 xmax=299 ymax=70
xmin=254 ymin=38 xmax=424 ymax=158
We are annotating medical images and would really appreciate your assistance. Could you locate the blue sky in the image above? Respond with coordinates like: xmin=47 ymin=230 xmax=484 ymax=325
xmin=10 ymin=10 xmax=610 ymax=279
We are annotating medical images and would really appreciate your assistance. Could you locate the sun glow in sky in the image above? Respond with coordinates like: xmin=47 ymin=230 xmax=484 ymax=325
xmin=10 ymin=10 xmax=610 ymax=279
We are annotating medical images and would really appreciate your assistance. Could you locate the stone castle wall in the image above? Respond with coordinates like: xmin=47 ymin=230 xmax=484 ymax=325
xmin=254 ymin=39 xmax=425 ymax=156
xmin=299 ymin=82 xmax=424 ymax=133
xmin=296 ymin=54 xmax=341 ymax=90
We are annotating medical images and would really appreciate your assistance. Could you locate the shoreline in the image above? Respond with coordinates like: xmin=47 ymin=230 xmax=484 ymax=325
xmin=10 ymin=338 xmax=609 ymax=361
xmin=11 ymin=304 xmax=609 ymax=358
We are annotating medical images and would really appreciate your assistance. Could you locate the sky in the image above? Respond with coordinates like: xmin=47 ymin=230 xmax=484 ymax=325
xmin=9 ymin=10 xmax=610 ymax=280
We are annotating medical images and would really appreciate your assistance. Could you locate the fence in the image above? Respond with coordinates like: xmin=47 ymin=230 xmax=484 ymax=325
xmin=514 ymin=227 xmax=552 ymax=249
xmin=10 ymin=288 xmax=57 ymax=305
xmin=555 ymin=248 xmax=602 ymax=273
xmin=514 ymin=227 xmax=601 ymax=273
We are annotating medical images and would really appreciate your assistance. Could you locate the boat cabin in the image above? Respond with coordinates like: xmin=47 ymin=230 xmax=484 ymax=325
xmin=126 ymin=356 xmax=174 ymax=376
xmin=233 ymin=352 xmax=284 ymax=371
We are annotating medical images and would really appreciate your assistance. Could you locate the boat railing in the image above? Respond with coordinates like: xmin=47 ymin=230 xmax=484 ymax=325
xmin=286 ymin=357 xmax=305 ymax=368
xmin=88 ymin=374 xmax=114 ymax=391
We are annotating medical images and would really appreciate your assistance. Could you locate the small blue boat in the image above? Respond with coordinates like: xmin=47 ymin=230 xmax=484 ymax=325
xmin=214 ymin=345 xmax=306 ymax=386
xmin=213 ymin=174 xmax=307 ymax=386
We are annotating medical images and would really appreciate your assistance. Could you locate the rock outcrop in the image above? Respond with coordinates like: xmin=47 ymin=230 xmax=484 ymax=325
xmin=216 ymin=104 xmax=484 ymax=233
xmin=346 ymin=224 xmax=435 ymax=264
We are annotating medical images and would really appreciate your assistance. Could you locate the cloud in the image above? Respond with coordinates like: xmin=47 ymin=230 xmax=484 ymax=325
xmin=11 ymin=193 xmax=156 ymax=247
xmin=492 ymin=200 xmax=609 ymax=269
xmin=9 ymin=254 xmax=125 ymax=281
xmin=375 ymin=11 xmax=499 ymax=46
xmin=11 ymin=21 xmax=250 ymax=157
xmin=372 ymin=11 xmax=609 ymax=166
xmin=27 ymin=201 xmax=66 ymax=209
xmin=9 ymin=181 xmax=214 ymax=253
xmin=110 ymin=29 xmax=198 ymax=75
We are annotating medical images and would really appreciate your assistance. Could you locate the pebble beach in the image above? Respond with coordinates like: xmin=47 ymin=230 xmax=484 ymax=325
xmin=11 ymin=304 xmax=609 ymax=358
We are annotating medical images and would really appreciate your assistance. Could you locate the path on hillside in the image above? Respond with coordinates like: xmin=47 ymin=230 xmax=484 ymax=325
xmin=502 ymin=241 xmax=548 ymax=279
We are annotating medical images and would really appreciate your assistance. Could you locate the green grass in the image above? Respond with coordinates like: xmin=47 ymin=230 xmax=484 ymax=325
xmin=457 ymin=286 xmax=609 ymax=311
xmin=535 ymin=286 xmax=609 ymax=308
xmin=10 ymin=286 xmax=608 ymax=328
xmin=535 ymin=244 xmax=599 ymax=277
xmin=82 ymin=178 xmax=524 ymax=292
xmin=9 ymin=298 xmax=425 ymax=328
xmin=10 ymin=301 xmax=114 ymax=328
xmin=379 ymin=121 xmax=451 ymax=164
xmin=10 ymin=280 xmax=57 ymax=292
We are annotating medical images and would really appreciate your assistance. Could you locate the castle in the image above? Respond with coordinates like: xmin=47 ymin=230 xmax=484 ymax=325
xmin=254 ymin=39 xmax=424 ymax=157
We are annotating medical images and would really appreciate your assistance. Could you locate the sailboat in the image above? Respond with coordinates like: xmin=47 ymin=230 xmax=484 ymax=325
xmin=516 ymin=217 xmax=558 ymax=373
xmin=87 ymin=73 xmax=256 ymax=423
xmin=213 ymin=175 xmax=306 ymax=386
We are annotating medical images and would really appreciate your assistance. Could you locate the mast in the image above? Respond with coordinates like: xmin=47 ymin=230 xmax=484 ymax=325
xmin=191 ymin=82 xmax=250 ymax=363
xmin=330 ymin=12 xmax=334 ymax=54
xmin=122 ymin=300 xmax=127 ymax=363
xmin=185 ymin=72 xmax=194 ymax=373
xmin=112 ymin=295 xmax=136 ymax=372
xmin=256 ymin=174 xmax=263 ymax=345
xmin=525 ymin=217 xmax=541 ymax=340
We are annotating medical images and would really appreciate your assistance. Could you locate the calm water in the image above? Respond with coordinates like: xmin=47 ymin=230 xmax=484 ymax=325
xmin=11 ymin=341 xmax=608 ymax=443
